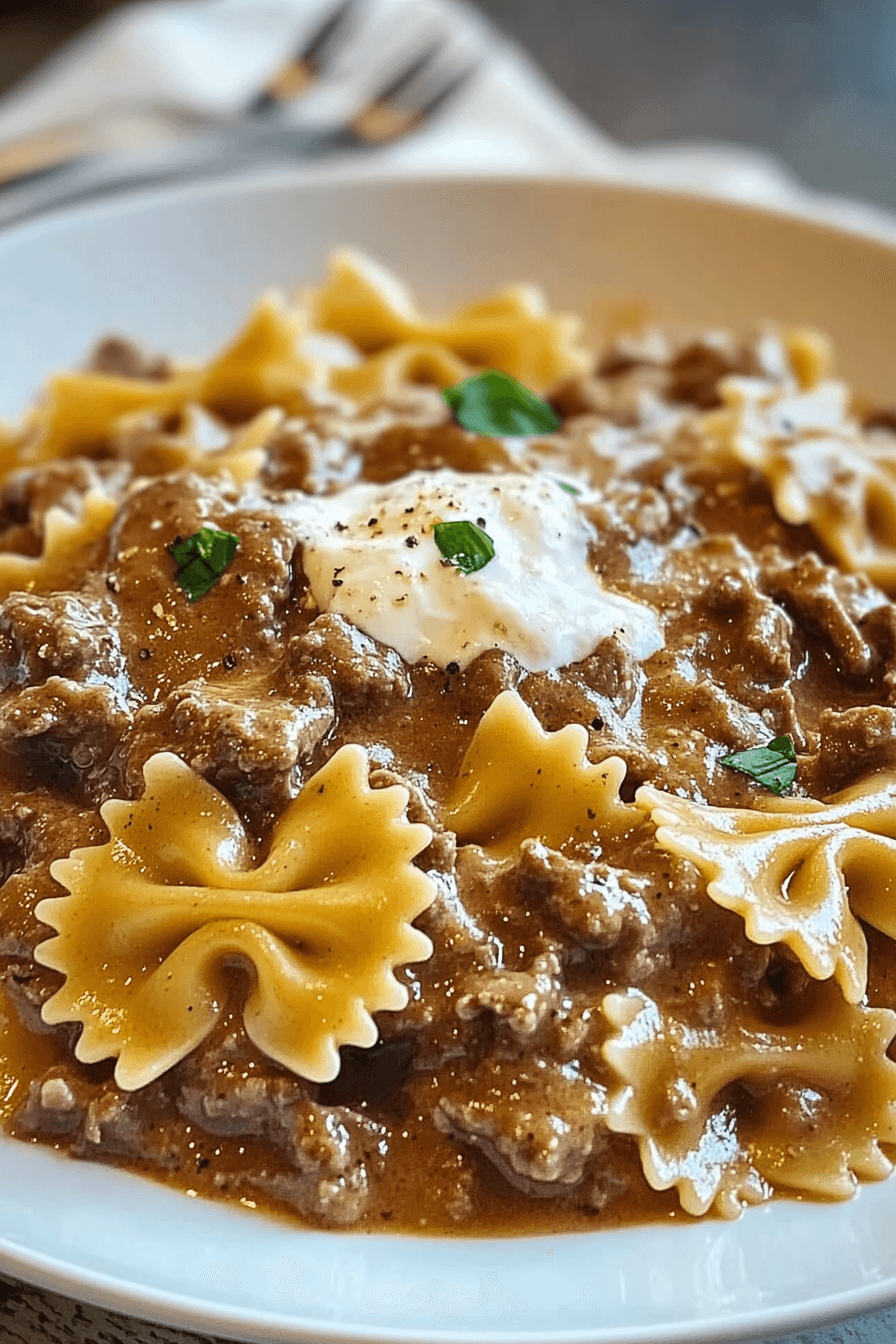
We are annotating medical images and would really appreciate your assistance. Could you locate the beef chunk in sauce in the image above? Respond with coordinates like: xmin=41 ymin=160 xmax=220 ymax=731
xmin=5 ymin=312 xmax=896 ymax=1241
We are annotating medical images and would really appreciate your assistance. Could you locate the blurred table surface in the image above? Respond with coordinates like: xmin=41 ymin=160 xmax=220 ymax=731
xmin=1 ymin=0 xmax=896 ymax=1341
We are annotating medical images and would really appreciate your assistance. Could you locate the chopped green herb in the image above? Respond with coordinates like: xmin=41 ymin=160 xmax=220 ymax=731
xmin=433 ymin=520 xmax=495 ymax=576
xmin=557 ymin=481 xmax=580 ymax=495
xmin=443 ymin=369 xmax=560 ymax=437
xmin=721 ymin=735 xmax=797 ymax=796
xmin=169 ymin=526 xmax=239 ymax=602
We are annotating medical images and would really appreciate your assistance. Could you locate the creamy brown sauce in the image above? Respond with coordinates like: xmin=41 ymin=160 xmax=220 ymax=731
xmin=3 ymin=325 xmax=896 ymax=1234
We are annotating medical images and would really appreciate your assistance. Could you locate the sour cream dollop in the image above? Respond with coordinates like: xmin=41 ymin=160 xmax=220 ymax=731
xmin=294 ymin=469 xmax=663 ymax=672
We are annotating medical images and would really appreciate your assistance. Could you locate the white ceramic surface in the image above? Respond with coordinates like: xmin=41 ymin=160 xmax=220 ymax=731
xmin=1 ymin=171 xmax=896 ymax=1344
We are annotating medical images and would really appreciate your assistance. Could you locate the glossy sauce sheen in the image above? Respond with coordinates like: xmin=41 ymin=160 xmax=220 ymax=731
xmin=2 ymin=334 xmax=896 ymax=1235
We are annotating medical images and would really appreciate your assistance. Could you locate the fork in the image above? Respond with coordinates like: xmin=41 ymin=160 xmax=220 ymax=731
xmin=0 ymin=37 xmax=479 ymax=232
xmin=0 ymin=41 xmax=480 ymax=234
xmin=0 ymin=0 xmax=360 ymax=191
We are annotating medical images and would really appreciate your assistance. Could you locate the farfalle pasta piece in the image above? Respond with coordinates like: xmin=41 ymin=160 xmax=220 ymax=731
xmin=444 ymin=689 xmax=638 ymax=860
xmin=36 ymin=746 xmax=435 ymax=1089
xmin=331 ymin=342 xmax=471 ymax=401
xmin=16 ymin=294 xmax=319 ymax=472
xmin=783 ymin=327 xmax=833 ymax=390
xmin=706 ymin=373 xmax=896 ymax=594
xmin=0 ymin=422 xmax=25 ymax=478
xmin=0 ymin=488 xmax=117 ymax=602
xmin=9 ymin=253 xmax=587 ymax=479
xmin=308 ymin=248 xmax=592 ymax=393
xmin=23 ymin=368 xmax=198 ymax=465
xmin=637 ymin=772 xmax=896 ymax=1003
xmin=602 ymin=982 xmax=896 ymax=1217
xmin=196 ymin=293 xmax=321 ymax=422
xmin=114 ymin=403 xmax=281 ymax=485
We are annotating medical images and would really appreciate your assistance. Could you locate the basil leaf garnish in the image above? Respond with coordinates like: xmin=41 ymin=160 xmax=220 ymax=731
xmin=433 ymin=520 xmax=495 ymax=576
xmin=443 ymin=370 xmax=560 ymax=437
xmin=720 ymin=735 xmax=797 ymax=796
xmin=169 ymin=526 xmax=239 ymax=602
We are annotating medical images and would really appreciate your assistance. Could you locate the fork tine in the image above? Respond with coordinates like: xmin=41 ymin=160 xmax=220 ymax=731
xmin=409 ymin=60 xmax=481 ymax=124
xmin=364 ymin=41 xmax=444 ymax=108
xmin=350 ymin=47 xmax=479 ymax=147
xmin=295 ymin=0 xmax=360 ymax=71
xmin=248 ymin=0 xmax=359 ymax=114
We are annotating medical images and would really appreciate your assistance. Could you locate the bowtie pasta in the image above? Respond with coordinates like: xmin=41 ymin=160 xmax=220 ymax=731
xmin=2 ymin=251 xmax=896 ymax=1236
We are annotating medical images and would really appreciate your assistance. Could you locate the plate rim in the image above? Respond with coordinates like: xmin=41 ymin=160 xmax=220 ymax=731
xmin=4 ymin=157 xmax=896 ymax=255
xmin=3 ymin=1166 xmax=896 ymax=1344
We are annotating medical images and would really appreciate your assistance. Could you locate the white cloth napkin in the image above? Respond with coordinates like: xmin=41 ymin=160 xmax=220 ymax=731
xmin=2 ymin=0 xmax=896 ymax=245
xmin=2 ymin=7 xmax=896 ymax=1344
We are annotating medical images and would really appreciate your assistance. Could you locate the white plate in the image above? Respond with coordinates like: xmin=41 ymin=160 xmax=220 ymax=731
xmin=2 ymin=170 xmax=896 ymax=1344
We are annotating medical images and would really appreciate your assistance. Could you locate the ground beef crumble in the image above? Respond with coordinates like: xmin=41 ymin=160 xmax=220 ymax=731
xmin=2 ymin=323 xmax=895 ymax=1237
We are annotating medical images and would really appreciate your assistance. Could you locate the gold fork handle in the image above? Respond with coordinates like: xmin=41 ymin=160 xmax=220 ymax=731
xmin=0 ymin=124 xmax=87 ymax=185
xmin=0 ymin=107 xmax=218 ymax=187
xmin=0 ymin=2 xmax=360 ymax=190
